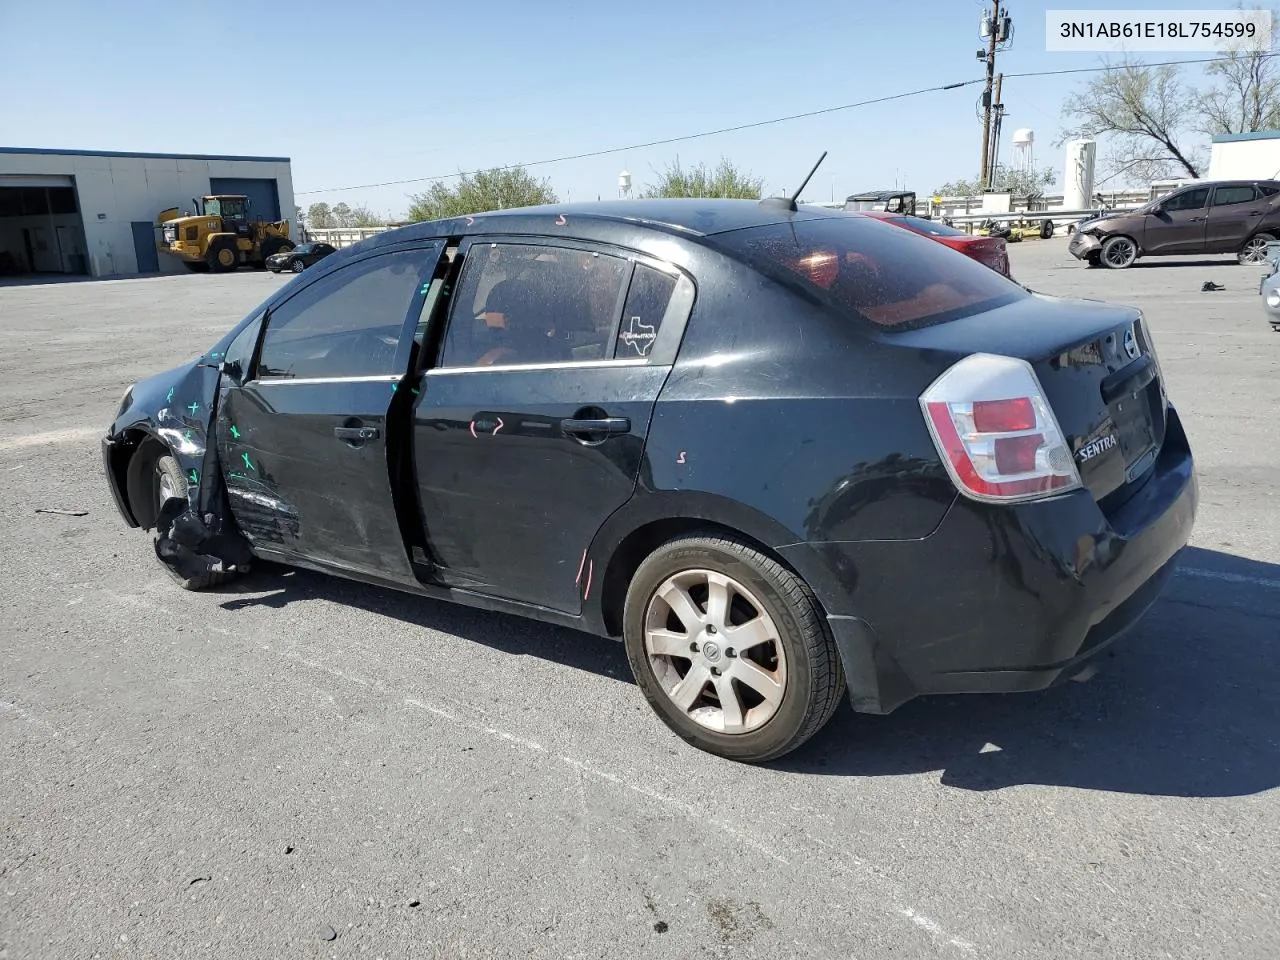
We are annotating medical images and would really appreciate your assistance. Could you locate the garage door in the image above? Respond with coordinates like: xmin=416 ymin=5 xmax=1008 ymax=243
xmin=209 ymin=178 xmax=280 ymax=222
xmin=0 ymin=174 xmax=75 ymax=189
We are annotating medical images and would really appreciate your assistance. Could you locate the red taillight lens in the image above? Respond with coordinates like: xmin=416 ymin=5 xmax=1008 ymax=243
xmin=921 ymin=354 xmax=1082 ymax=503
xmin=972 ymin=397 xmax=1035 ymax=432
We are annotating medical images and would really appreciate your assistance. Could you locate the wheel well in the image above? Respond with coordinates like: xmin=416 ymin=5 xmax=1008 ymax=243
xmin=121 ymin=431 xmax=168 ymax=530
xmin=597 ymin=518 xmax=815 ymax=637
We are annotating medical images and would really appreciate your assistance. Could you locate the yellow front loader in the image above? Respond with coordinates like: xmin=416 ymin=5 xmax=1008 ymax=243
xmin=157 ymin=195 xmax=294 ymax=273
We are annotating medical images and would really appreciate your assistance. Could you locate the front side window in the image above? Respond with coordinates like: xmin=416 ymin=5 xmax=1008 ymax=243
xmin=1164 ymin=188 xmax=1210 ymax=212
xmin=1212 ymin=185 xmax=1257 ymax=207
xmin=438 ymin=243 xmax=630 ymax=368
xmin=711 ymin=215 xmax=1025 ymax=330
xmin=257 ymin=250 xmax=429 ymax=379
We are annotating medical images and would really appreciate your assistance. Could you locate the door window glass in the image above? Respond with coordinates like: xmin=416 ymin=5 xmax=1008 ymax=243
xmin=1163 ymin=188 xmax=1210 ymax=212
xmin=257 ymin=250 xmax=428 ymax=379
xmin=615 ymin=264 xmax=676 ymax=358
xmin=438 ymin=243 xmax=630 ymax=368
xmin=1212 ymin=185 xmax=1257 ymax=206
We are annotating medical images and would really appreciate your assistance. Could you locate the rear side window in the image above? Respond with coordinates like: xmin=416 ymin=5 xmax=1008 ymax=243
xmin=1259 ymin=183 xmax=1280 ymax=197
xmin=1213 ymin=185 xmax=1257 ymax=206
xmin=711 ymin=216 xmax=1025 ymax=330
xmin=615 ymin=265 xmax=676 ymax=358
xmin=439 ymin=243 xmax=630 ymax=368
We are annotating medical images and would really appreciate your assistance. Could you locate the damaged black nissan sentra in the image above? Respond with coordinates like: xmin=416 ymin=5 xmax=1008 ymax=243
xmin=102 ymin=199 xmax=1197 ymax=763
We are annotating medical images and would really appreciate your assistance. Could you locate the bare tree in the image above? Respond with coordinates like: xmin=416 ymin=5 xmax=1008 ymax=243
xmin=1196 ymin=2 xmax=1280 ymax=136
xmin=1059 ymin=58 xmax=1204 ymax=180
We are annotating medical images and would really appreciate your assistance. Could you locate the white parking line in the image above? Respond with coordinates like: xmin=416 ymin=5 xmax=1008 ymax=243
xmin=1179 ymin=567 xmax=1280 ymax=590
xmin=0 ymin=426 xmax=101 ymax=453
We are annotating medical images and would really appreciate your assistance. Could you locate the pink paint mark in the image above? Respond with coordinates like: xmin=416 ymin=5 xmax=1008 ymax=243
xmin=465 ymin=216 xmax=475 ymax=225
xmin=583 ymin=559 xmax=594 ymax=600
xmin=677 ymin=451 xmax=687 ymax=464
xmin=574 ymin=548 xmax=587 ymax=585
xmin=555 ymin=214 xmax=567 ymax=226
xmin=469 ymin=421 xmax=478 ymax=439
xmin=493 ymin=417 xmax=505 ymax=435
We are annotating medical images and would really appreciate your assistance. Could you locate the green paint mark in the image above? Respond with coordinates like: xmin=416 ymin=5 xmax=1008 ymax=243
xmin=411 ymin=387 xmax=420 ymax=396
xmin=165 ymin=386 xmax=175 ymax=404
xmin=187 ymin=401 xmax=200 ymax=416
xmin=229 ymin=425 xmax=241 ymax=440
xmin=420 ymin=282 xmax=431 ymax=296
xmin=187 ymin=469 xmax=199 ymax=486
xmin=209 ymin=351 xmax=222 ymax=359
xmin=391 ymin=383 xmax=398 ymax=392
xmin=183 ymin=429 xmax=193 ymax=443
xmin=241 ymin=452 xmax=255 ymax=471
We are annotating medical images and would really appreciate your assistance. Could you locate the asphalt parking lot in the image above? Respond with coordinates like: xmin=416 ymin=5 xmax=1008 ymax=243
xmin=2 ymin=238 xmax=1278 ymax=960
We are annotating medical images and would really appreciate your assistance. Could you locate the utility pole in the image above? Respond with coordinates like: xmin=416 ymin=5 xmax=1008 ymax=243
xmin=978 ymin=0 xmax=1001 ymax=188
xmin=987 ymin=72 xmax=1005 ymax=190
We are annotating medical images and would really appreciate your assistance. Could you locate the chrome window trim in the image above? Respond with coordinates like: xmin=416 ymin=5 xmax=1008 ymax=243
xmin=426 ymin=357 xmax=651 ymax=376
xmin=255 ymin=374 xmax=401 ymax=386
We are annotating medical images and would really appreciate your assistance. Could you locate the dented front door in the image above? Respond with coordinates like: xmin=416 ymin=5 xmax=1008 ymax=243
xmin=217 ymin=245 xmax=442 ymax=583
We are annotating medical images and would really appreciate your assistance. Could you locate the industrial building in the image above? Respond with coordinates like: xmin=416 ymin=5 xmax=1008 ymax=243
xmin=0 ymin=147 xmax=296 ymax=279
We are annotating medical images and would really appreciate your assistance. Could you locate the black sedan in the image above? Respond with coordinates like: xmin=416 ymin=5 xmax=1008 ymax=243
xmin=266 ymin=241 xmax=337 ymax=273
xmin=101 ymin=199 xmax=1197 ymax=763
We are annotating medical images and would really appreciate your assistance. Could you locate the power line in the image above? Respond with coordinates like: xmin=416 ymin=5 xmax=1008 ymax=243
xmin=296 ymin=80 xmax=981 ymax=196
xmin=297 ymin=52 xmax=1280 ymax=197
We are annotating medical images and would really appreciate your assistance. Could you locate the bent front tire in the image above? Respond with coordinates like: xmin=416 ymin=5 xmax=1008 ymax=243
xmin=623 ymin=533 xmax=845 ymax=763
xmin=153 ymin=454 xmax=230 ymax=592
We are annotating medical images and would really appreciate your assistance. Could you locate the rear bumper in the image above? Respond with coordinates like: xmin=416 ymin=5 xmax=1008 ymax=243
xmin=780 ymin=404 xmax=1198 ymax=713
xmin=1068 ymin=231 xmax=1102 ymax=260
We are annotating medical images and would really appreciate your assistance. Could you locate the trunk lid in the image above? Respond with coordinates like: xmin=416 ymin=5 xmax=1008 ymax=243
xmin=955 ymin=236 xmax=1010 ymax=277
xmin=888 ymin=293 xmax=1168 ymax=508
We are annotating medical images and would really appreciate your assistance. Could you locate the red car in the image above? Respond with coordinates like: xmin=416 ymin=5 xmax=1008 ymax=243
xmin=858 ymin=211 xmax=1013 ymax=279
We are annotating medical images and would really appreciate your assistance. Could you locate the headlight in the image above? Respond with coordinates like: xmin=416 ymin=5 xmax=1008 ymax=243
xmin=117 ymin=384 xmax=134 ymax=418
xmin=1267 ymin=291 xmax=1280 ymax=309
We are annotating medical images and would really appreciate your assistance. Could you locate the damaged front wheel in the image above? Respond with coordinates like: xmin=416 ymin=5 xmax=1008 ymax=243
xmin=153 ymin=454 xmax=232 ymax=591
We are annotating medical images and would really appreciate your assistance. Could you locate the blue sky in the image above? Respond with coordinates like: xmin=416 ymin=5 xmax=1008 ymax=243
xmin=0 ymin=1 xmax=1267 ymax=217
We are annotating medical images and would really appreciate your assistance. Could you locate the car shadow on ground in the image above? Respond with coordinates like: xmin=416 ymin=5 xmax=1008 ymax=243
xmin=217 ymin=546 xmax=1279 ymax=799
xmin=779 ymin=545 xmax=1280 ymax=799
xmin=218 ymin=562 xmax=631 ymax=681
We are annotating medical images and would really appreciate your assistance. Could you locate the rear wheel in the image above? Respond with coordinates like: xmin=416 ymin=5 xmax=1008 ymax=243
xmin=1101 ymin=235 xmax=1138 ymax=269
xmin=622 ymin=533 xmax=845 ymax=763
xmin=1239 ymin=233 xmax=1276 ymax=266
xmin=153 ymin=454 xmax=230 ymax=591
xmin=206 ymin=239 xmax=238 ymax=273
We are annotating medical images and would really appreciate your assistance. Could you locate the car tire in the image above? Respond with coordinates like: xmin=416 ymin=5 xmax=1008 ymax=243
xmin=1101 ymin=235 xmax=1138 ymax=269
xmin=1040 ymin=220 xmax=1055 ymax=239
xmin=153 ymin=454 xmax=230 ymax=592
xmin=622 ymin=533 xmax=845 ymax=763
xmin=291 ymin=259 xmax=306 ymax=273
xmin=206 ymin=238 xmax=238 ymax=273
xmin=1239 ymin=233 xmax=1276 ymax=266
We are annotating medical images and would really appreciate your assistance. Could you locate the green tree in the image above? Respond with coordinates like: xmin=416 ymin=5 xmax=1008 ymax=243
xmin=639 ymin=157 xmax=764 ymax=199
xmin=330 ymin=202 xmax=385 ymax=228
xmin=936 ymin=164 xmax=1057 ymax=197
xmin=306 ymin=202 xmax=336 ymax=229
xmin=1058 ymin=58 xmax=1204 ymax=182
xmin=1196 ymin=2 xmax=1280 ymax=136
xmin=406 ymin=167 xmax=558 ymax=222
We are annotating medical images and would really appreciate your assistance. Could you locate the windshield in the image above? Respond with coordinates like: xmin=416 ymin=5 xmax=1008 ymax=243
xmin=294 ymin=244 xmax=316 ymax=254
xmin=710 ymin=215 xmax=1026 ymax=330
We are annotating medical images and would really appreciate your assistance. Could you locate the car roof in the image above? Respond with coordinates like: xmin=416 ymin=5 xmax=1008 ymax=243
xmin=360 ymin=199 xmax=849 ymax=249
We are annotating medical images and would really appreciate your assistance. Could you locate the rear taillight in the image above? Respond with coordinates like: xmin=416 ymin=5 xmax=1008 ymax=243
xmin=920 ymin=353 xmax=1082 ymax=503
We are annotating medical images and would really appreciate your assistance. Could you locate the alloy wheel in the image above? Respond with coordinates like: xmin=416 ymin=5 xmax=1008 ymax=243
xmin=1104 ymin=238 xmax=1136 ymax=268
xmin=643 ymin=569 xmax=787 ymax=734
xmin=1241 ymin=237 xmax=1271 ymax=265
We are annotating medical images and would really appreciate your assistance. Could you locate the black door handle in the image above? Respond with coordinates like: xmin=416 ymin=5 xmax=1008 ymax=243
xmin=561 ymin=417 xmax=630 ymax=436
xmin=1189 ymin=216 xmax=1207 ymax=222
xmin=334 ymin=426 xmax=379 ymax=441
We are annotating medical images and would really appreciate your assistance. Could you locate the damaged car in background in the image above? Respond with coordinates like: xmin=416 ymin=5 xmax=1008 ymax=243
xmin=102 ymin=199 xmax=1197 ymax=764
xmin=1069 ymin=179 xmax=1280 ymax=269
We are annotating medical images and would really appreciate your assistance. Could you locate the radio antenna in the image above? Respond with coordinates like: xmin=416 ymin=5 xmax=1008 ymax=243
xmin=761 ymin=151 xmax=829 ymax=212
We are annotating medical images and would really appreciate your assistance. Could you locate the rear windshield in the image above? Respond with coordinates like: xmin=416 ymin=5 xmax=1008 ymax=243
xmin=891 ymin=215 xmax=969 ymax=238
xmin=711 ymin=215 xmax=1026 ymax=330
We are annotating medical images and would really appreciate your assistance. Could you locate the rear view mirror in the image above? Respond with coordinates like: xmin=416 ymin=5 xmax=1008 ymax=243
xmin=219 ymin=359 xmax=244 ymax=384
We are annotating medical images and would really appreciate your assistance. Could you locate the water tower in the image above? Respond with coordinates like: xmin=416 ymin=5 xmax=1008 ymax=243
xmin=618 ymin=168 xmax=632 ymax=199
xmin=1012 ymin=128 xmax=1035 ymax=178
